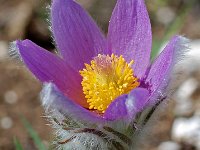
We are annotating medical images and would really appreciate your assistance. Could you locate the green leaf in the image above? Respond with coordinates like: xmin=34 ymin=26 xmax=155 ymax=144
xmin=13 ymin=137 xmax=24 ymax=150
xmin=21 ymin=116 xmax=47 ymax=150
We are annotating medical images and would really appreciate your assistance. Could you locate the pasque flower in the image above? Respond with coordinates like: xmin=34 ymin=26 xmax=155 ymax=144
xmin=11 ymin=0 xmax=188 ymax=149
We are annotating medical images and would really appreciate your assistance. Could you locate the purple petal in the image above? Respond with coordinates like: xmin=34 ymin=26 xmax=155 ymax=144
xmin=104 ymin=88 xmax=149 ymax=121
xmin=16 ymin=40 xmax=88 ymax=107
xmin=51 ymin=0 xmax=107 ymax=72
xmin=41 ymin=83 xmax=106 ymax=124
xmin=104 ymin=95 xmax=128 ymax=120
xmin=107 ymin=0 xmax=152 ymax=79
xmin=146 ymin=36 xmax=188 ymax=104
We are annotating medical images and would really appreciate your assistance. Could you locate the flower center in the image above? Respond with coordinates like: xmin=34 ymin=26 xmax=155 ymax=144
xmin=80 ymin=54 xmax=140 ymax=113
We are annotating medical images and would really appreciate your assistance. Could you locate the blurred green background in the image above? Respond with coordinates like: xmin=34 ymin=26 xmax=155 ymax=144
xmin=0 ymin=0 xmax=200 ymax=149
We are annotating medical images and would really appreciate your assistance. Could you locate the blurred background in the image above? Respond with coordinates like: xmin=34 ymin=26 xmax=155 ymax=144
xmin=0 ymin=0 xmax=200 ymax=149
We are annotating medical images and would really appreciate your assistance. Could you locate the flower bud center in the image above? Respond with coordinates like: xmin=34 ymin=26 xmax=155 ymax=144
xmin=80 ymin=54 xmax=139 ymax=113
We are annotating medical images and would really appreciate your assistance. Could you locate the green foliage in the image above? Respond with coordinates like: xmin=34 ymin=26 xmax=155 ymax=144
xmin=14 ymin=137 xmax=24 ymax=150
xmin=21 ymin=117 xmax=47 ymax=150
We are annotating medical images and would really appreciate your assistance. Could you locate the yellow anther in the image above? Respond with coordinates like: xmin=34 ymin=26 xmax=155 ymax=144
xmin=79 ymin=54 xmax=140 ymax=113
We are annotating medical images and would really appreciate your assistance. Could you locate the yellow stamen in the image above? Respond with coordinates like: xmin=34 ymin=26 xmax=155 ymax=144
xmin=79 ymin=54 xmax=140 ymax=113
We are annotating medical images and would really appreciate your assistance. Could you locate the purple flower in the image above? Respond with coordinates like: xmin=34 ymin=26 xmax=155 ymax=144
xmin=12 ymin=0 xmax=188 ymax=149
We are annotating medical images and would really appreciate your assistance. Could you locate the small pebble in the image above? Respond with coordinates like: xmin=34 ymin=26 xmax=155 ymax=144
xmin=0 ymin=117 xmax=13 ymax=129
xmin=171 ymin=117 xmax=200 ymax=145
xmin=174 ymin=78 xmax=198 ymax=116
xmin=158 ymin=141 xmax=181 ymax=150
xmin=4 ymin=90 xmax=18 ymax=104
xmin=156 ymin=7 xmax=175 ymax=25
xmin=175 ymin=78 xmax=198 ymax=101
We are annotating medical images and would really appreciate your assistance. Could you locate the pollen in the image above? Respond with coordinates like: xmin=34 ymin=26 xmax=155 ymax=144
xmin=79 ymin=54 xmax=140 ymax=113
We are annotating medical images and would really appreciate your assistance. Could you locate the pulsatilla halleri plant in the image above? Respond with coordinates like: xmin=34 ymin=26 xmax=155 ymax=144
xmin=11 ymin=0 xmax=188 ymax=149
